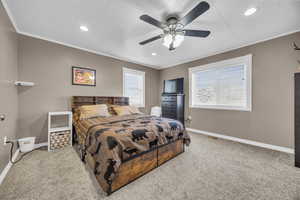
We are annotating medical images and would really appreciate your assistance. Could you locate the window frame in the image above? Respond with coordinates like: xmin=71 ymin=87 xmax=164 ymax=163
xmin=189 ymin=54 xmax=252 ymax=111
xmin=123 ymin=67 xmax=145 ymax=108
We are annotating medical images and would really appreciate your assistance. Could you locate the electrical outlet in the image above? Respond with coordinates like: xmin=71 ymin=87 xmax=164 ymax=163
xmin=4 ymin=136 xmax=7 ymax=145
xmin=185 ymin=115 xmax=192 ymax=123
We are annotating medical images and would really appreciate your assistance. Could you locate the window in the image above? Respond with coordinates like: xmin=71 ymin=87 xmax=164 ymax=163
xmin=123 ymin=67 xmax=145 ymax=107
xmin=189 ymin=55 xmax=252 ymax=111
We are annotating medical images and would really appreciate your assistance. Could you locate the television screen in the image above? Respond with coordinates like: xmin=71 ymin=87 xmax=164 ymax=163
xmin=164 ymin=78 xmax=184 ymax=94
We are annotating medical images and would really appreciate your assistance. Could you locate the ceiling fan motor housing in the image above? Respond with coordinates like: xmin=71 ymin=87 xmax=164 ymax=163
xmin=166 ymin=16 xmax=179 ymax=25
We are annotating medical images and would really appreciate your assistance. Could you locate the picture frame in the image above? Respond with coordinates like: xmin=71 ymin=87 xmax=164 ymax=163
xmin=72 ymin=66 xmax=96 ymax=86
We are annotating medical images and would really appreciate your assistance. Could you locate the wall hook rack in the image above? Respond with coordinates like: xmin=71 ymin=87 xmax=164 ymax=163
xmin=294 ymin=42 xmax=300 ymax=50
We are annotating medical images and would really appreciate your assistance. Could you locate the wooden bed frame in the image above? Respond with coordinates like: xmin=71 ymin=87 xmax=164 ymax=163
xmin=72 ymin=96 xmax=185 ymax=195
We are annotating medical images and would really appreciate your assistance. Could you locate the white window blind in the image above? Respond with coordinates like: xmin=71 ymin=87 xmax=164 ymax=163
xmin=123 ymin=68 xmax=145 ymax=107
xmin=189 ymin=55 xmax=252 ymax=111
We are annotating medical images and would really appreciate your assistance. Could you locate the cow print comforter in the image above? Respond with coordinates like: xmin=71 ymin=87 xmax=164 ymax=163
xmin=75 ymin=114 xmax=190 ymax=188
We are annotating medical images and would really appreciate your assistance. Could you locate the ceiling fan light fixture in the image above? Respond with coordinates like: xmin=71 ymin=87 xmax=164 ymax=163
xmin=163 ymin=34 xmax=173 ymax=48
xmin=173 ymin=32 xmax=185 ymax=48
xmin=163 ymin=32 xmax=185 ymax=49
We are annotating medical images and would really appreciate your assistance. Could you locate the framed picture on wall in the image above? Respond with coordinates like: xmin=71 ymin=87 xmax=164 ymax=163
xmin=72 ymin=66 xmax=96 ymax=86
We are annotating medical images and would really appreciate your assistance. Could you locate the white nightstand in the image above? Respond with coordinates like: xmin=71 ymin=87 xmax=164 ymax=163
xmin=48 ymin=111 xmax=72 ymax=151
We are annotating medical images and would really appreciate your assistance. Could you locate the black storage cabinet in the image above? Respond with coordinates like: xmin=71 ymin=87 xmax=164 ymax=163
xmin=161 ymin=93 xmax=185 ymax=126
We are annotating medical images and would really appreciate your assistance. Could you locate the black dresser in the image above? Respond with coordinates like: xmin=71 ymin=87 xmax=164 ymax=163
xmin=161 ymin=93 xmax=185 ymax=125
xmin=295 ymin=73 xmax=300 ymax=168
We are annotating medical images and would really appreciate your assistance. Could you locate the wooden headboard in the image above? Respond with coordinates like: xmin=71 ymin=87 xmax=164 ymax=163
xmin=72 ymin=96 xmax=129 ymax=111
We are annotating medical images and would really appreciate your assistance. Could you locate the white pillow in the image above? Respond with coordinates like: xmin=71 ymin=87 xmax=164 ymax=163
xmin=128 ymin=106 xmax=142 ymax=114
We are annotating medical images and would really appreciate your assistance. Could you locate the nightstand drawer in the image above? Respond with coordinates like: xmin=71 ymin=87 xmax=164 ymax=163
xmin=50 ymin=130 xmax=71 ymax=150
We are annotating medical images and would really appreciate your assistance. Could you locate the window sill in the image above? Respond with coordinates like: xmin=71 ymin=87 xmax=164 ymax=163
xmin=190 ymin=105 xmax=251 ymax=112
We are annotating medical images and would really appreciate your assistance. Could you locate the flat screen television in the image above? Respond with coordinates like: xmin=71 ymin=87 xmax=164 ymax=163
xmin=163 ymin=78 xmax=184 ymax=94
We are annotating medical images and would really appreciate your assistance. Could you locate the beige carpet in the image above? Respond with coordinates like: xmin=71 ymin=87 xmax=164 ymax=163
xmin=0 ymin=132 xmax=300 ymax=200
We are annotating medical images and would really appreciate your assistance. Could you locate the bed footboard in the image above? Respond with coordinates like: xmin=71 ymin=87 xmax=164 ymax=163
xmin=84 ymin=139 xmax=185 ymax=195
xmin=111 ymin=149 xmax=158 ymax=193
xmin=158 ymin=139 xmax=184 ymax=166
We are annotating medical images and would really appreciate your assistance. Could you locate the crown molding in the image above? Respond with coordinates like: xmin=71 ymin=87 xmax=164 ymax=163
xmin=162 ymin=29 xmax=300 ymax=69
xmin=19 ymin=29 xmax=300 ymax=70
xmin=2 ymin=0 xmax=299 ymax=70
xmin=1 ymin=0 xmax=161 ymax=70
xmin=18 ymin=31 xmax=161 ymax=69
xmin=1 ymin=0 xmax=19 ymax=32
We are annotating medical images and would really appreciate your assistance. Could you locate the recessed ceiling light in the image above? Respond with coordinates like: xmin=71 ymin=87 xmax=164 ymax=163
xmin=244 ymin=7 xmax=257 ymax=16
xmin=152 ymin=52 xmax=157 ymax=56
xmin=80 ymin=26 xmax=89 ymax=32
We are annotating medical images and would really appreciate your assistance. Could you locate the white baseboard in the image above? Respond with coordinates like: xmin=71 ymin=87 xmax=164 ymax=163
xmin=35 ymin=142 xmax=48 ymax=149
xmin=0 ymin=142 xmax=48 ymax=185
xmin=0 ymin=148 xmax=19 ymax=185
xmin=186 ymin=128 xmax=294 ymax=154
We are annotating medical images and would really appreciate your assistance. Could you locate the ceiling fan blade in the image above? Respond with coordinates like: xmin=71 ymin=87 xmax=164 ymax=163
xmin=184 ymin=30 xmax=210 ymax=37
xmin=139 ymin=35 xmax=162 ymax=45
xmin=180 ymin=1 xmax=210 ymax=26
xmin=140 ymin=15 xmax=166 ymax=29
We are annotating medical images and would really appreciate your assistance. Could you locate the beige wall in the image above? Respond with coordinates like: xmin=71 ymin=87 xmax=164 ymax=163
xmin=17 ymin=35 xmax=160 ymax=143
xmin=160 ymin=32 xmax=300 ymax=148
xmin=0 ymin=2 xmax=18 ymax=172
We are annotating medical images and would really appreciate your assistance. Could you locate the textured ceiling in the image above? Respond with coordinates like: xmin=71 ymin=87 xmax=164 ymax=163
xmin=3 ymin=0 xmax=300 ymax=69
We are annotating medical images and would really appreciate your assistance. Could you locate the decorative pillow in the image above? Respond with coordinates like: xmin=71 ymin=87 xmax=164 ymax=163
xmin=107 ymin=104 xmax=117 ymax=116
xmin=128 ymin=106 xmax=142 ymax=114
xmin=78 ymin=104 xmax=111 ymax=120
xmin=112 ymin=105 xmax=132 ymax=116
xmin=73 ymin=108 xmax=80 ymax=122
xmin=112 ymin=105 xmax=142 ymax=116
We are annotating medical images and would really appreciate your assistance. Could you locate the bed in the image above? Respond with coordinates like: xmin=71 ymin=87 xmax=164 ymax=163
xmin=72 ymin=96 xmax=190 ymax=195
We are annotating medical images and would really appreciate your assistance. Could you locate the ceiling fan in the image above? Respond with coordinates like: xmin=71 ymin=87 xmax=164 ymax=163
xmin=139 ymin=1 xmax=211 ymax=51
